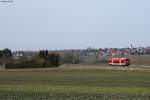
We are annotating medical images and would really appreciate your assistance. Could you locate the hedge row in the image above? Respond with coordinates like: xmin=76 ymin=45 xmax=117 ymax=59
xmin=5 ymin=61 xmax=57 ymax=69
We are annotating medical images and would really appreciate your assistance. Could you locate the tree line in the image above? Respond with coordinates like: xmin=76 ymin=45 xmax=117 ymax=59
xmin=0 ymin=49 xmax=60 ymax=69
xmin=0 ymin=48 xmax=12 ymax=58
xmin=0 ymin=48 xmax=12 ymax=65
xmin=38 ymin=50 xmax=59 ymax=67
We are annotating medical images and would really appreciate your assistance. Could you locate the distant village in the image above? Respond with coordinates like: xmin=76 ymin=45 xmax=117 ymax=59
xmin=12 ymin=47 xmax=150 ymax=64
xmin=13 ymin=47 xmax=150 ymax=57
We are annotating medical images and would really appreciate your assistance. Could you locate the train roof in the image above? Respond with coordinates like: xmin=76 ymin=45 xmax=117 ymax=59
xmin=110 ymin=57 xmax=129 ymax=60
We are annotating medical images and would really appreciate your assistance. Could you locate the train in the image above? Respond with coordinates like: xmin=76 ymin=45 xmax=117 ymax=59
xmin=108 ymin=57 xmax=130 ymax=66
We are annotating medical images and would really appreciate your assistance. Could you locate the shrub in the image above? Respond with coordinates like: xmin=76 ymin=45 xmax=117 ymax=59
xmin=6 ymin=61 xmax=43 ymax=69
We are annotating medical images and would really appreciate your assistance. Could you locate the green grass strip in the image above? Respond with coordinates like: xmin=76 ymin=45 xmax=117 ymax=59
xmin=0 ymin=84 xmax=150 ymax=94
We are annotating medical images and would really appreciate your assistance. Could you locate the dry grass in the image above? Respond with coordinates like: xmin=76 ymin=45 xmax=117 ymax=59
xmin=129 ymin=55 xmax=150 ymax=66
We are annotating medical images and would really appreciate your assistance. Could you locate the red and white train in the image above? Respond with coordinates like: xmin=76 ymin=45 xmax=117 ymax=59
xmin=108 ymin=57 xmax=130 ymax=66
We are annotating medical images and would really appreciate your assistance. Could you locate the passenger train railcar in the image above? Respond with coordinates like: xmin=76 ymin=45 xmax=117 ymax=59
xmin=108 ymin=58 xmax=130 ymax=66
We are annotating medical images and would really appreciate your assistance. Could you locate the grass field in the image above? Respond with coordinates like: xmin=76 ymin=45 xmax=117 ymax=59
xmin=1 ymin=65 xmax=150 ymax=99
xmin=129 ymin=55 xmax=150 ymax=66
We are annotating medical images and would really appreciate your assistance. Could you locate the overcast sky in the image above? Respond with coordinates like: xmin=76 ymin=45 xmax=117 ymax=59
xmin=0 ymin=0 xmax=150 ymax=50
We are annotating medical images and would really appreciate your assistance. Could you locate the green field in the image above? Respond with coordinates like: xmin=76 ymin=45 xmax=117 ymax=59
xmin=1 ymin=65 xmax=150 ymax=99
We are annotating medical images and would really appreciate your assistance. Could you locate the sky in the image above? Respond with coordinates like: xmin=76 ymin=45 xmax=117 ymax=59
xmin=0 ymin=0 xmax=150 ymax=50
